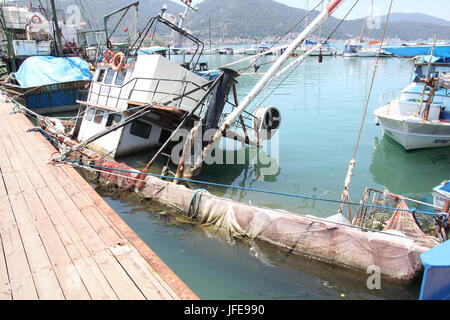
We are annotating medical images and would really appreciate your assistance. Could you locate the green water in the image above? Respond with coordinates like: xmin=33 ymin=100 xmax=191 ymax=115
xmin=102 ymin=55 xmax=450 ymax=300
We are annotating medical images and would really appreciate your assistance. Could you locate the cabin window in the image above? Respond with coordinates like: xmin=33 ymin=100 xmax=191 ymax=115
xmin=130 ymin=120 xmax=152 ymax=139
xmin=97 ymin=69 xmax=106 ymax=83
xmin=159 ymin=129 xmax=172 ymax=145
xmin=85 ymin=108 xmax=95 ymax=121
xmin=115 ymin=70 xmax=126 ymax=86
xmin=106 ymin=114 xmax=122 ymax=127
xmin=94 ymin=109 xmax=105 ymax=124
xmin=104 ymin=69 xmax=115 ymax=84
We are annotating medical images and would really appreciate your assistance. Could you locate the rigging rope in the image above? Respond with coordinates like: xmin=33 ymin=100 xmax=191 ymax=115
xmin=338 ymin=0 xmax=394 ymax=216
xmin=239 ymin=0 xmax=325 ymax=73
xmin=254 ymin=0 xmax=361 ymax=111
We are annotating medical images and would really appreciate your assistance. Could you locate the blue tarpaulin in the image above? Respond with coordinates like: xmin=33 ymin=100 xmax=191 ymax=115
xmin=14 ymin=56 xmax=92 ymax=88
xmin=420 ymin=240 xmax=450 ymax=300
xmin=383 ymin=45 xmax=450 ymax=58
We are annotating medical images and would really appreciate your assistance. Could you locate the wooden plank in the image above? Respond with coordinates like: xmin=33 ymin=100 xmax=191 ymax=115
xmin=0 ymin=113 xmax=125 ymax=300
xmin=35 ymin=187 xmax=118 ymax=300
xmin=8 ymin=137 xmax=146 ymax=300
xmin=0 ymin=197 xmax=38 ymax=300
xmin=18 ymin=134 xmax=179 ymax=300
xmin=0 ymin=234 xmax=12 ymax=300
xmin=0 ymin=104 xmax=195 ymax=300
xmin=6 ymin=190 xmax=65 ymax=300
xmin=20 ymin=119 xmax=195 ymax=300
xmin=0 ymin=130 xmax=67 ymax=300
xmin=110 ymin=243 xmax=178 ymax=300
xmin=0 ymin=115 xmax=86 ymax=300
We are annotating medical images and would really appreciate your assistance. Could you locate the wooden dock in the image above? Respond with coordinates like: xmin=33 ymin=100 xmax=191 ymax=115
xmin=0 ymin=102 xmax=198 ymax=300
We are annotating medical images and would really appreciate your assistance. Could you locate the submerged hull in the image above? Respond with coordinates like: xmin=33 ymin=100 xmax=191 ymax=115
xmin=375 ymin=110 xmax=450 ymax=150
xmin=1 ymin=80 xmax=90 ymax=114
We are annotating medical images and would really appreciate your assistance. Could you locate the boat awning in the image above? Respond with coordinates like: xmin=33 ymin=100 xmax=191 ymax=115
xmin=14 ymin=56 xmax=92 ymax=88
xmin=418 ymin=55 xmax=441 ymax=64
xmin=383 ymin=45 xmax=450 ymax=58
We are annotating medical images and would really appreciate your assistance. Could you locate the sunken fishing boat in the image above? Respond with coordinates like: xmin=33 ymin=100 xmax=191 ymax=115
xmin=9 ymin=0 xmax=450 ymax=282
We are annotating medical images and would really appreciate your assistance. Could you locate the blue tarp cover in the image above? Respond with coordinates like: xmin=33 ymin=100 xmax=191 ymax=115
xmin=438 ymin=181 xmax=450 ymax=193
xmin=14 ymin=56 xmax=92 ymax=88
xmin=383 ymin=45 xmax=450 ymax=58
xmin=421 ymin=239 xmax=450 ymax=268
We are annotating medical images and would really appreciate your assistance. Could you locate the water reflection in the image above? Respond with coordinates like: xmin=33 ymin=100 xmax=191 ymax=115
xmin=370 ymin=136 xmax=450 ymax=196
xmin=198 ymin=147 xmax=281 ymax=199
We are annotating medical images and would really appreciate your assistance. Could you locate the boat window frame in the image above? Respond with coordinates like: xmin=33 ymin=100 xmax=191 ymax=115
xmin=104 ymin=68 xmax=116 ymax=85
xmin=114 ymin=69 xmax=127 ymax=86
xmin=106 ymin=113 xmax=123 ymax=127
xmin=85 ymin=108 xmax=95 ymax=122
xmin=130 ymin=120 xmax=152 ymax=139
xmin=94 ymin=109 xmax=106 ymax=124
xmin=96 ymin=69 xmax=107 ymax=83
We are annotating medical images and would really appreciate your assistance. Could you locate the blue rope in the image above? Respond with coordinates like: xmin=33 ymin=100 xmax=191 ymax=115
xmin=67 ymin=161 xmax=440 ymax=218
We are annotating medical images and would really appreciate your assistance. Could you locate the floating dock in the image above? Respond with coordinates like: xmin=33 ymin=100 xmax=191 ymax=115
xmin=0 ymin=102 xmax=197 ymax=300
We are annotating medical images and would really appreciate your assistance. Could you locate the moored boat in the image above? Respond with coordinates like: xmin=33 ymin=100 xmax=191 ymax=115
xmin=375 ymin=59 xmax=450 ymax=150
xmin=1 ymin=56 xmax=92 ymax=114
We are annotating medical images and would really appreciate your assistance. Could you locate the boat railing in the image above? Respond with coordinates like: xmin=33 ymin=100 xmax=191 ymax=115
xmin=378 ymin=88 xmax=404 ymax=107
xmin=83 ymin=77 xmax=209 ymax=112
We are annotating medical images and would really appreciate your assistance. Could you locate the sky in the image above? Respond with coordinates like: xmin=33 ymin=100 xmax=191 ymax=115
xmin=277 ymin=0 xmax=450 ymax=21
xmin=189 ymin=0 xmax=450 ymax=22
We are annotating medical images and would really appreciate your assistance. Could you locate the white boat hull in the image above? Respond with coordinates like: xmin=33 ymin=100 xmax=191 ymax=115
xmin=375 ymin=108 xmax=450 ymax=150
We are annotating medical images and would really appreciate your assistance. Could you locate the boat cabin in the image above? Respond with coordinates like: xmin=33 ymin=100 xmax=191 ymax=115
xmin=75 ymin=52 xmax=209 ymax=157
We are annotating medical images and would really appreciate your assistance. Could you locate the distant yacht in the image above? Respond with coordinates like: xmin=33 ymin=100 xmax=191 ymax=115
xmin=294 ymin=40 xmax=336 ymax=56
xmin=343 ymin=39 xmax=391 ymax=57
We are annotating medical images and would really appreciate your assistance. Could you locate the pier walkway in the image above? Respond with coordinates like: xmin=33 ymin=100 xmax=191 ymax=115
xmin=0 ymin=102 xmax=197 ymax=300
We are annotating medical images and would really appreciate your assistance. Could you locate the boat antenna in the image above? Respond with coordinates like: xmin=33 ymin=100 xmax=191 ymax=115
xmin=337 ymin=0 xmax=394 ymax=220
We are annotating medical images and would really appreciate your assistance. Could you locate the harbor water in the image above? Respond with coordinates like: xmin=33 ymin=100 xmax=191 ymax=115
xmin=96 ymin=55 xmax=450 ymax=300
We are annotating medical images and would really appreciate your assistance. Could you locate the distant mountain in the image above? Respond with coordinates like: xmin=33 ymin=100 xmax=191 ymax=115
xmin=379 ymin=12 xmax=450 ymax=27
xmin=29 ymin=0 xmax=450 ymax=42
xmin=186 ymin=0 xmax=450 ymax=41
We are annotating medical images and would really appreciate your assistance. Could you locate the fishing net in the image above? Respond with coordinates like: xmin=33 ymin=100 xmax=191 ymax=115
xmin=94 ymin=159 xmax=142 ymax=191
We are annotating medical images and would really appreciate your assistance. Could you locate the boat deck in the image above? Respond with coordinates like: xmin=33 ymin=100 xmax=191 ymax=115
xmin=0 ymin=102 xmax=197 ymax=300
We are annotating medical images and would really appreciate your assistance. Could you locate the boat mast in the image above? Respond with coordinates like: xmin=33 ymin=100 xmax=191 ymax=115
xmin=177 ymin=0 xmax=347 ymax=178
xmin=50 ymin=0 xmax=63 ymax=56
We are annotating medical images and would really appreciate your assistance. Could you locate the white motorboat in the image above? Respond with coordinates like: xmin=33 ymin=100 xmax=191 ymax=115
xmin=375 ymin=62 xmax=450 ymax=150
xmin=343 ymin=39 xmax=391 ymax=57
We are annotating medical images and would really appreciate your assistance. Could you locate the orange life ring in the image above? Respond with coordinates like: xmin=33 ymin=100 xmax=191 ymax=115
xmin=111 ymin=52 xmax=126 ymax=72
xmin=30 ymin=15 xmax=42 ymax=24
xmin=103 ymin=49 xmax=114 ymax=64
